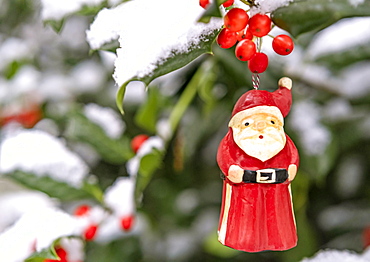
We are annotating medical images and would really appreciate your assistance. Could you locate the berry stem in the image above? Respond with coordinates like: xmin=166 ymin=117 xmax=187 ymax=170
xmin=256 ymin=37 xmax=262 ymax=52
xmin=239 ymin=0 xmax=254 ymax=6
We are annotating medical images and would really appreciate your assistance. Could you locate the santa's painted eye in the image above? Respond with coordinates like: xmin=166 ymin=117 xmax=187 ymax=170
xmin=244 ymin=122 xmax=250 ymax=126
xmin=271 ymin=120 xmax=275 ymax=124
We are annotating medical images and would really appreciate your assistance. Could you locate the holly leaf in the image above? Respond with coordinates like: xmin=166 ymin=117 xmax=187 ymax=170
xmin=116 ymin=27 xmax=220 ymax=114
xmin=135 ymin=149 xmax=163 ymax=201
xmin=43 ymin=19 xmax=65 ymax=33
xmin=65 ymin=111 xmax=133 ymax=164
xmin=197 ymin=0 xmax=223 ymax=23
xmin=4 ymin=171 xmax=103 ymax=203
xmin=25 ymin=245 xmax=59 ymax=262
xmin=315 ymin=43 xmax=370 ymax=71
xmin=43 ymin=1 xmax=108 ymax=33
xmin=85 ymin=237 xmax=142 ymax=262
xmin=134 ymin=87 xmax=162 ymax=133
xmin=271 ymin=0 xmax=370 ymax=38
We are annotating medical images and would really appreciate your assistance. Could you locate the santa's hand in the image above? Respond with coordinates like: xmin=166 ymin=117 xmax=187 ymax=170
xmin=288 ymin=164 xmax=297 ymax=181
xmin=227 ymin=165 xmax=244 ymax=183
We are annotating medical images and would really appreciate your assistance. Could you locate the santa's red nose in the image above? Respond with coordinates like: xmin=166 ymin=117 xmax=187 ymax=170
xmin=259 ymin=135 xmax=264 ymax=139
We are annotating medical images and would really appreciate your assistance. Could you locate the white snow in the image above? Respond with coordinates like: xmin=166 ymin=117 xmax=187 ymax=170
xmin=74 ymin=205 xmax=107 ymax=235
xmin=0 ymin=129 xmax=88 ymax=187
xmin=60 ymin=238 xmax=85 ymax=261
xmin=0 ymin=38 xmax=35 ymax=71
xmin=85 ymin=7 xmax=121 ymax=50
xmin=87 ymin=0 xmax=222 ymax=87
xmin=104 ymin=177 xmax=135 ymax=216
xmin=83 ymin=103 xmax=125 ymax=139
xmin=307 ymin=17 xmax=370 ymax=59
xmin=70 ymin=61 xmax=106 ymax=93
xmin=0 ymin=208 xmax=79 ymax=262
xmin=289 ymin=101 xmax=331 ymax=155
xmin=40 ymin=0 xmax=104 ymax=20
xmin=348 ymin=0 xmax=365 ymax=7
xmin=301 ymin=249 xmax=370 ymax=262
xmin=249 ymin=0 xmax=294 ymax=15
xmin=0 ymin=191 xmax=56 ymax=232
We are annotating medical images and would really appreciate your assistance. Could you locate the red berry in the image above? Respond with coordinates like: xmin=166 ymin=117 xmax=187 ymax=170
xmin=120 ymin=215 xmax=135 ymax=231
xmin=216 ymin=28 xmax=237 ymax=49
xmin=224 ymin=8 xmax=249 ymax=32
xmin=272 ymin=34 xmax=294 ymax=55
xmin=248 ymin=14 xmax=271 ymax=37
xmin=131 ymin=134 xmax=149 ymax=153
xmin=0 ymin=106 xmax=42 ymax=128
xmin=84 ymin=224 xmax=98 ymax=241
xmin=74 ymin=205 xmax=90 ymax=217
xmin=236 ymin=28 xmax=253 ymax=41
xmin=44 ymin=247 xmax=67 ymax=262
xmin=235 ymin=39 xmax=256 ymax=61
xmin=222 ymin=0 xmax=234 ymax=7
xmin=199 ymin=0 xmax=210 ymax=9
xmin=363 ymin=226 xmax=370 ymax=248
xmin=248 ymin=52 xmax=269 ymax=73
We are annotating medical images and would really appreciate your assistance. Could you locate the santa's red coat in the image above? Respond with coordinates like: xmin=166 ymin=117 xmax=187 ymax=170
xmin=217 ymin=130 xmax=299 ymax=252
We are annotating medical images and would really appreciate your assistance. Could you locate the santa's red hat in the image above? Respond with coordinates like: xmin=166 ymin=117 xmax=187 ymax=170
xmin=229 ymin=77 xmax=293 ymax=126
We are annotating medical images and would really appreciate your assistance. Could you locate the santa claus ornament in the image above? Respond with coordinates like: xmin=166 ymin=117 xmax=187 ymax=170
xmin=217 ymin=77 xmax=299 ymax=252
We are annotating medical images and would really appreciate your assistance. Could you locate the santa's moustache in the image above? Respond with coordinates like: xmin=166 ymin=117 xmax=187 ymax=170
xmin=234 ymin=127 xmax=286 ymax=160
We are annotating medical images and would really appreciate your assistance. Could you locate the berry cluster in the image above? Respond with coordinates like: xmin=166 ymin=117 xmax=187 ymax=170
xmin=200 ymin=1 xmax=294 ymax=74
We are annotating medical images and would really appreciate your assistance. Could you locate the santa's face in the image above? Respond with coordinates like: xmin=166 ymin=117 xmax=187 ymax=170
xmin=229 ymin=107 xmax=286 ymax=162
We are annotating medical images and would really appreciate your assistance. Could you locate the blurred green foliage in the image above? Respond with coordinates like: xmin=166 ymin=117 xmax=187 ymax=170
xmin=1 ymin=0 xmax=370 ymax=261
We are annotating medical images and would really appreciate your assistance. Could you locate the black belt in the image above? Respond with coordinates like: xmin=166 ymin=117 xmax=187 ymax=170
xmin=220 ymin=168 xmax=288 ymax=184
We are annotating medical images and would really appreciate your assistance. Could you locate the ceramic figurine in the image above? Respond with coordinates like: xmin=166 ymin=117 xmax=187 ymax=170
xmin=217 ymin=77 xmax=299 ymax=252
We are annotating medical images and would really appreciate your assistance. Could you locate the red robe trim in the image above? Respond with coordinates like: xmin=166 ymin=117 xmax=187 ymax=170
xmin=217 ymin=131 xmax=299 ymax=252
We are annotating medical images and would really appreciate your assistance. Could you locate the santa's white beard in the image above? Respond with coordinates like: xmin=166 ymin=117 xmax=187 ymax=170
xmin=233 ymin=128 xmax=286 ymax=162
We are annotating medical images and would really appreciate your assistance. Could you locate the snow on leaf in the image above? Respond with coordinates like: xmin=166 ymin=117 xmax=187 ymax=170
xmin=83 ymin=103 xmax=125 ymax=139
xmin=0 ymin=208 xmax=78 ymax=262
xmin=271 ymin=0 xmax=370 ymax=38
xmin=0 ymin=129 xmax=88 ymax=188
xmin=307 ymin=17 xmax=370 ymax=59
xmin=5 ymin=171 xmax=101 ymax=202
xmin=65 ymin=110 xmax=132 ymax=164
xmin=0 ymin=191 xmax=56 ymax=232
xmin=301 ymin=249 xmax=370 ymax=262
xmin=104 ymin=177 xmax=135 ymax=216
xmin=40 ymin=0 xmax=105 ymax=21
xmin=86 ymin=0 xmax=222 ymax=114
xmin=249 ymin=0 xmax=294 ymax=15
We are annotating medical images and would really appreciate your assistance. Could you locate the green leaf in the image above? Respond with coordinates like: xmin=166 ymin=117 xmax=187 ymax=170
xmin=43 ymin=1 xmax=108 ymax=33
xmin=136 ymin=149 xmax=163 ymax=201
xmin=315 ymin=43 xmax=370 ymax=71
xmin=4 ymin=60 xmax=22 ymax=79
xmin=134 ymin=87 xmax=161 ymax=133
xmin=115 ymin=27 xmax=220 ymax=114
xmin=85 ymin=236 xmax=142 ymax=262
xmin=197 ymin=59 xmax=218 ymax=105
xmin=90 ymin=38 xmax=120 ymax=53
xmin=26 ymin=245 xmax=59 ymax=262
xmin=44 ymin=19 xmax=65 ymax=33
xmin=77 ymin=1 xmax=108 ymax=16
xmin=271 ymin=0 xmax=370 ymax=38
xmin=5 ymin=171 xmax=102 ymax=202
xmin=65 ymin=111 xmax=133 ymax=164
xmin=197 ymin=0 xmax=223 ymax=23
